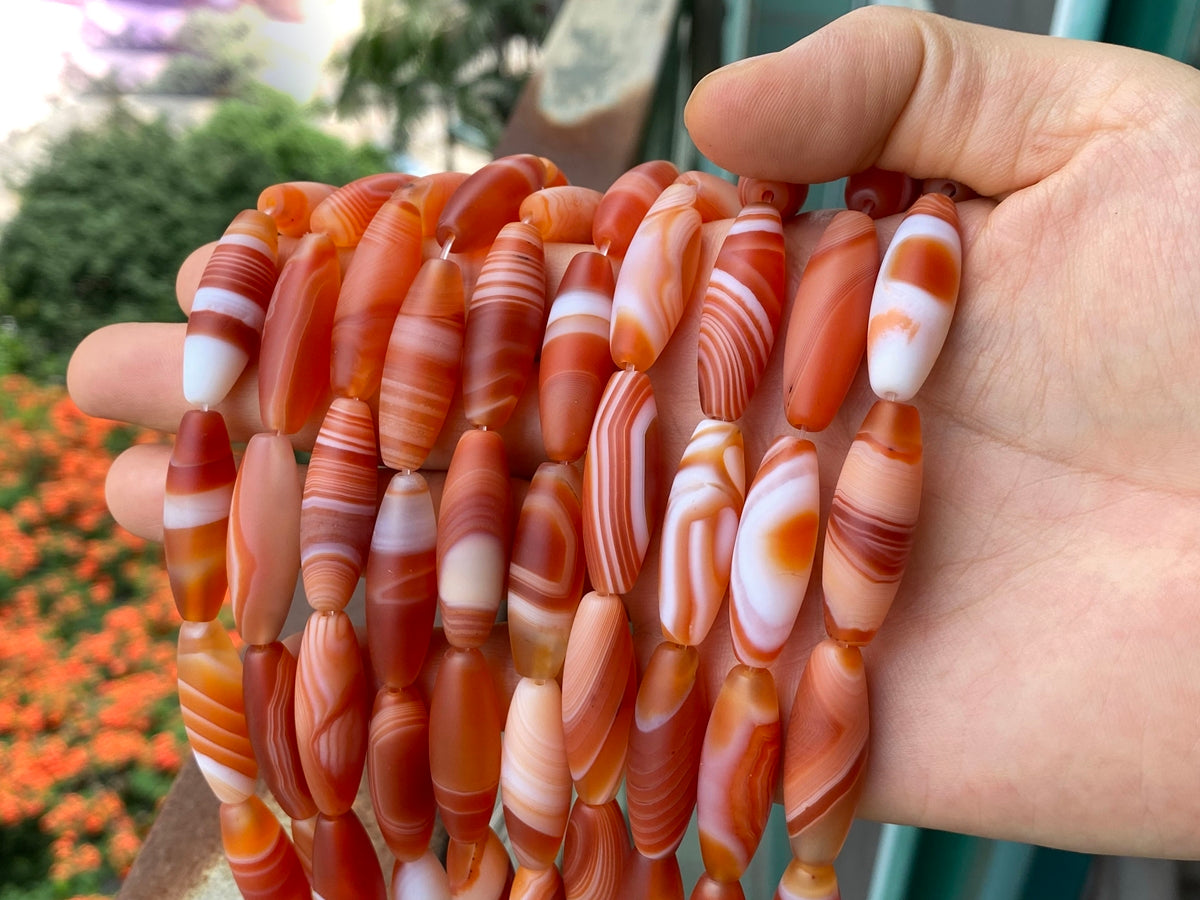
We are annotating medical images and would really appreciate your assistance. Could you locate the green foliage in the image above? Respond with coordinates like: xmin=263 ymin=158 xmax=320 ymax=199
xmin=0 ymin=89 xmax=388 ymax=380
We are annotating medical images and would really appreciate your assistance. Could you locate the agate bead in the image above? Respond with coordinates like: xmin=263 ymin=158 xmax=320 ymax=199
xmin=219 ymin=796 xmax=310 ymax=899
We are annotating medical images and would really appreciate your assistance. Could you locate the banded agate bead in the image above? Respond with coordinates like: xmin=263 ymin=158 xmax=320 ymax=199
xmin=309 ymin=171 xmax=415 ymax=247
xmin=541 ymin=156 xmax=570 ymax=187
xmin=512 ymin=865 xmax=567 ymax=900
xmin=463 ymin=221 xmax=547 ymax=428
xmin=618 ymin=853 xmax=684 ymax=900
xmin=822 ymin=400 xmax=922 ymax=645
xmin=728 ymin=436 xmax=819 ymax=668
xmin=782 ymin=211 xmax=878 ymax=433
xmin=367 ymin=686 xmax=435 ymax=861
xmin=177 ymin=620 xmax=257 ymax=804
xmin=626 ymin=642 xmax=705 ymax=858
xmin=311 ymin=810 xmax=387 ymax=900
xmin=291 ymin=814 xmax=316 ymax=881
xmin=219 ymin=795 xmax=310 ymax=899
xmin=428 ymin=647 xmax=503 ymax=843
xmin=783 ymin=641 xmax=869 ymax=867
xmin=397 ymin=171 xmax=470 ymax=237
xmin=843 ymin=166 xmax=920 ymax=220
xmin=775 ymin=861 xmax=840 ymax=900
xmin=257 ymin=180 xmax=336 ymax=237
xmin=392 ymin=851 xmax=451 ymax=900
xmin=867 ymin=192 xmax=962 ymax=401
xmin=538 ymin=251 xmax=616 ymax=463
xmin=164 ymin=409 xmax=235 ymax=622
xmin=592 ymin=159 xmax=679 ymax=257
xmin=609 ymin=183 xmax=701 ymax=372
xmin=436 ymin=154 xmax=546 ymax=251
xmin=697 ymin=665 xmax=781 ymax=882
xmin=658 ymin=419 xmax=745 ymax=647
xmin=446 ymin=829 xmax=515 ymax=899
xmin=737 ymin=176 xmax=808 ymax=218
xmin=520 ymin=185 xmax=604 ymax=244
xmin=184 ymin=209 xmax=278 ymax=406
xmin=697 ymin=203 xmax=785 ymax=422
xmin=242 ymin=642 xmax=316 ymax=820
xmin=690 ymin=874 xmax=747 ymax=900
xmin=675 ymin=170 xmax=741 ymax=222
xmin=562 ymin=799 xmax=629 ymax=900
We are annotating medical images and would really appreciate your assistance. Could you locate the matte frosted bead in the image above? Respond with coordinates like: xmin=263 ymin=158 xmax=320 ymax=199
xmin=775 ymin=862 xmax=840 ymax=900
xmin=377 ymin=257 xmax=465 ymax=471
xmin=367 ymin=686 xmax=435 ymax=861
xmin=397 ymin=171 xmax=470 ymax=237
xmin=538 ymin=251 xmax=616 ymax=463
xmin=782 ymin=211 xmax=878 ymax=433
xmin=184 ymin=209 xmax=278 ymax=406
xmin=257 ymin=180 xmax=337 ymax=237
xmin=697 ymin=665 xmax=781 ymax=882
xmin=311 ymin=811 xmax=387 ymax=900
xmin=626 ymin=642 xmax=705 ymax=858
xmin=592 ymin=159 xmax=678 ymax=258
xmin=561 ymin=592 xmax=637 ymax=804
xmin=737 ymin=176 xmax=808 ymax=218
xmin=562 ymin=799 xmax=629 ymax=900
xmin=164 ymin=409 xmax=234 ymax=622
xmin=520 ymin=185 xmax=603 ymax=243
xmin=329 ymin=194 xmax=423 ymax=400
xmin=658 ymin=419 xmax=745 ymax=647
xmin=428 ymin=646 xmax=503 ymax=844
xmin=242 ymin=642 xmax=317 ymax=820
xmin=219 ymin=796 xmax=311 ymax=899
xmin=512 ymin=865 xmax=566 ymax=900
xmin=300 ymin=397 xmax=379 ymax=612
xmin=463 ymin=221 xmax=547 ymax=429
xmin=258 ymin=231 xmax=339 ymax=434
xmin=582 ymin=370 xmax=661 ymax=595
xmin=177 ymin=620 xmax=257 ymax=803
xmin=228 ymin=433 xmax=300 ymax=645
xmin=729 ymin=436 xmax=819 ymax=668
xmin=502 ymin=678 xmax=572 ymax=868
xmin=867 ymin=192 xmax=962 ymax=401
xmin=295 ymin=610 xmax=370 ymax=818
xmin=508 ymin=462 xmax=585 ymax=680
xmin=822 ymin=400 xmax=922 ymax=644
xmin=446 ymin=829 xmax=515 ymax=900
xmin=697 ymin=203 xmax=785 ymax=422
xmin=674 ymin=170 xmax=741 ymax=222
xmin=541 ymin=156 xmax=570 ymax=187
xmin=843 ymin=167 xmax=920 ymax=219
xmin=618 ymin=852 xmax=684 ymax=900
xmin=291 ymin=814 xmax=316 ymax=882
xmin=366 ymin=471 xmax=437 ymax=687
xmin=437 ymin=429 xmax=511 ymax=648
xmin=309 ymin=171 xmax=415 ymax=247
xmin=436 ymin=154 xmax=547 ymax=251
xmin=783 ymin=641 xmax=869 ymax=867
xmin=392 ymin=851 xmax=451 ymax=900
xmin=690 ymin=874 xmax=747 ymax=900
xmin=923 ymin=178 xmax=978 ymax=201
xmin=609 ymin=183 xmax=701 ymax=371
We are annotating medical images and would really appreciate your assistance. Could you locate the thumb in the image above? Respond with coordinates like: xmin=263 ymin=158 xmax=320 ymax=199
xmin=684 ymin=6 xmax=1193 ymax=195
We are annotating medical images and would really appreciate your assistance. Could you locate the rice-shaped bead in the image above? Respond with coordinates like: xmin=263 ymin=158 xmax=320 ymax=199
xmin=219 ymin=796 xmax=311 ymax=899
xmin=309 ymin=171 xmax=415 ymax=247
xmin=541 ymin=156 xmax=570 ymax=187
xmin=674 ymin=170 xmax=741 ymax=222
xmin=242 ymin=642 xmax=316 ymax=821
xmin=446 ymin=829 xmax=515 ymax=898
xmin=511 ymin=865 xmax=565 ymax=900
xmin=311 ymin=810 xmax=387 ymax=900
xmin=367 ymin=686 xmax=435 ymax=862
xmin=396 ymin=171 xmax=470 ymax=237
xmin=562 ymin=798 xmax=630 ymax=900
xmin=436 ymin=154 xmax=546 ymax=251
xmin=592 ymin=159 xmax=679 ymax=257
xmin=775 ymin=862 xmax=840 ymax=900
xmin=391 ymin=851 xmax=451 ymax=900
xmin=520 ymin=185 xmax=603 ymax=244
xmin=619 ymin=852 xmax=684 ymax=900
xmin=257 ymin=180 xmax=336 ymax=237
xmin=691 ymin=874 xmax=747 ymax=900
xmin=290 ymin=814 xmax=316 ymax=882
xmin=737 ymin=176 xmax=808 ymax=218
xmin=843 ymin=166 xmax=920 ymax=219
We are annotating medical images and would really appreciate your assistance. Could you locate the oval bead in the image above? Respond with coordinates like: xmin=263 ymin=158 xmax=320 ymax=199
xmin=428 ymin=646 xmax=503 ymax=844
xmin=397 ymin=171 xmax=471 ymax=237
xmin=775 ymin=861 xmax=840 ymax=900
xmin=658 ymin=419 xmax=745 ymax=647
xmin=437 ymin=429 xmax=512 ymax=648
xmin=366 ymin=471 xmax=437 ymax=687
xmin=737 ymin=176 xmax=808 ymax=218
xmin=436 ymin=154 xmax=546 ymax=251
xmin=502 ymin=678 xmax=572 ymax=868
xmin=300 ymin=397 xmax=379 ymax=613
xmin=783 ymin=641 xmax=869 ymax=867
xmin=782 ymin=211 xmax=878 ymax=433
xmin=626 ymin=642 xmax=705 ymax=859
xmin=538 ymin=251 xmax=617 ymax=462
xmin=258 ymin=180 xmax=337 ymax=237
xmin=446 ymin=829 xmax=515 ymax=900
xmin=541 ymin=157 xmax=570 ymax=188
xmin=520 ymin=185 xmax=603 ymax=243
xmin=674 ymin=170 xmax=740 ymax=222
xmin=242 ymin=642 xmax=316 ymax=820
xmin=164 ymin=409 xmax=235 ymax=622
xmin=367 ymin=686 xmax=435 ymax=861
xmin=843 ymin=167 xmax=920 ymax=219
xmin=867 ymin=192 xmax=962 ymax=401
xmin=291 ymin=814 xmax=316 ymax=882
xmin=310 ymin=171 xmax=415 ymax=247
xmin=609 ymin=183 xmax=701 ymax=371
xmin=392 ymin=850 xmax=452 ymax=900
xmin=618 ymin=852 xmax=684 ymax=900
xmin=184 ymin=209 xmax=278 ymax=406
xmin=822 ymin=400 xmax=922 ymax=644
xmin=697 ymin=203 xmax=785 ymax=422
xmin=258 ymin=231 xmax=339 ymax=434
xmin=177 ymin=620 xmax=257 ymax=804
xmin=228 ymin=433 xmax=301 ymax=644
xmin=728 ymin=436 xmax=819 ymax=668
xmin=463 ymin=221 xmax=547 ymax=428
xmin=923 ymin=178 xmax=978 ymax=202
xmin=582 ymin=370 xmax=661 ymax=595
xmin=697 ymin=665 xmax=782 ymax=883
xmin=329 ymin=195 xmax=423 ymax=400
xmin=592 ymin=159 xmax=679 ymax=258
xmin=508 ymin=462 xmax=585 ymax=680
xmin=561 ymin=592 xmax=637 ymax=804
xmin=311 ymin=810 xmax=387 ymax=900
xmin=377 ymin=257 xmax=466 ymax=471
xmin=690 ymin=874 xmax=746 ymax=900
xmin=294 ymin=610 xmax=370 ymax=818
xmin=562 ymin=798 xmax=629 ymax=900
xmin=512 ymin=865 xmax=566 ymax=900
xmin=219 ymin=796 xmax=311 ymax=899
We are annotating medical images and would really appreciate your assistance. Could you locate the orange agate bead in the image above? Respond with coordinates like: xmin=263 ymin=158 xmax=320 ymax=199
xmin=843 ymin=166 xmax=920 ymax=219
xmin=309 ymin=171 xmax=416 ymax=247
xmin=446 ymin=829 xmax=515 ymax=899
xmin=562 ymin=799 xmax=630 ymax=900
xmin=257 ymin=180 xmax=336 ymax=237
xmin=219 ymin=796 xmax=310 ymax=899
xmin=396 ymin=170 xmax=470 ymax=237
xmin=674 ymin=170 xmax=741 ymax=222
xmin=619 ymin=851 xmax=685 ymax=900
xmin=367 ymin=686 xmax=435 ymax=862
xmin=737 ymin=176 xmax=808 ymax=218
xmin=775 ymin=861 xmax=840 ymax=900
xmin=690 ymin=874 xmax=747 ymax=900
xmin=311 ymin=810 xmax=387 ymax=900
xmin=520 ymin=185 xmax=603 ymax=244
xmin=592 ymin=159 xmax=679 ymax=257
xmin=512 ymin=864 xmax=567 ymax=900
xmin=436 ymin=154 xmax=547 ymax=251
